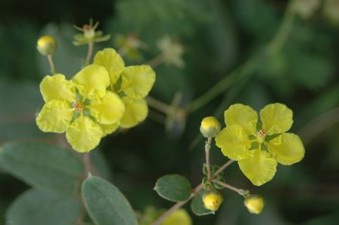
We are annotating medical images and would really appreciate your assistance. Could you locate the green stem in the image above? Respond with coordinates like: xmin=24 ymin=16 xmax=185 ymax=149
xmin=187 ymin=1 xmax=296 ymax=114
xmin=213 ymin=180 xmax=247 ymax=196
xmin=47 ymin=55 xmax=57 ymax=74
xmin=189 ymin=56 xmax=261 ymax=114
xmin=85 ymin=42 xmax=94 ymax=65
xmin=266 ymin=2 xmax=296 ymax=55
xmin=82 ymin=152 xmax=91 ymax=176
xmin=205 ymin=137 xmax=212 ymax=180
xmin=147 ymin=96 xmax=171 ymax=114
xmin=151 ymin=159 xmax=233 ymax=225
xmin=151 ymin=183 xmax=204 ymax=225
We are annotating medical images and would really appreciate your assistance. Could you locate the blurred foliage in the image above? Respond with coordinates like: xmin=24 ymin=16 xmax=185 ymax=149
xmin=1 ymin=0 xmax=339 ymax=224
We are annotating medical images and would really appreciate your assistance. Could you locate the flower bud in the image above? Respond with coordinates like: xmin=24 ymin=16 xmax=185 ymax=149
xmin=200 ymin=116 xmax=221 ymax=138
xmin=244 ymin=195 xmax=264 ymax=214
xmin=37 ymin=35 xmax=57 ymax=56
xmin=202 ymin=191 xmax=223 ymax=211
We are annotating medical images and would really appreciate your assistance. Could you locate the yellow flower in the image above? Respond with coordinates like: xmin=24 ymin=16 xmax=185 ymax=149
xmin=94 ymin=48 xmax=156 ymax=128
xmin=161 ymin=209 xmax=192 ymax=225
xmin=215 ymin=103 xmax=305 ymax=186
xmin=36 ymin=65 xmax=125 ymax=152
xmin=244 ymin=195 xmax=264 ymax=214
xmin=202 ymin=191 xmax=223 ymax=211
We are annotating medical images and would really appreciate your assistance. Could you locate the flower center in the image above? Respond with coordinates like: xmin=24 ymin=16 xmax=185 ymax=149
xmin=74 ymin=102 xmax=84 ymax=112
xmin=256 ymin=129 xmax=266 ymax=143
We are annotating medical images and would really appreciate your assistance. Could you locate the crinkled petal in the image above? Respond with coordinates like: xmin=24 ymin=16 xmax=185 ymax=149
xmin=40 ymin=74 xmax=75 ymax=102
xmin=72 ymin=64 xmax=109 ymax=98
xmin=100 ymin=122 xmax=120 ymax=136
xmin=225 ymin=104 xmax=257 ymax=133
xmin=93 ymin=48 xmax=125 ymax=85
xmin=90 ymin=91 xmax=125 ymax=125
xmin=260 ymin=103 xmax=293 ymax=135
xmin=215 ymin=125 xmax=251 ymax=161
xmin=238 ymin=149 xmax=277 ymax=186
xmin=66 ymin=116 xmax=103 ymax=152
xmin=120 ymin=97 xmax=148 ymax=128
xmin=268 ymin=133 xmax=305 ymax=165
xmin=120 ymin=65 xmax=156 ymax=99
xmin=36 ymin=100 xmax=73 ymax=133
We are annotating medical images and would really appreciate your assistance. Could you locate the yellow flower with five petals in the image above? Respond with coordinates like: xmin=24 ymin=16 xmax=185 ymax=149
xmin=93 ymin=48 xmax=156 ymax=128
xmin=215 ymin=103 xmax=305 ymax=186
xmin=36 ymin=65 xmax=125 ymax=152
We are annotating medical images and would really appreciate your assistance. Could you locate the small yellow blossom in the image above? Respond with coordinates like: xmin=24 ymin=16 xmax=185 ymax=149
xmin=36 ymin=65 xmax=125 ymax=152
xmin=244 ymin=195 xmax=264 ymax=214
xmin=200 ymin=116 xmax=221 ymax=138
xmin=157 ymin=36 xmax=184 ymax=68
xmin=215 ymin=103 xmax=305 ymax=186
xmin=161 ymin=209 xmax=192 ymax=225
xmin=202 ymin=191 xmax=223 ymax=211
xmin=94 ymin=48 xmax=156 ymax=128
xmin=37 ymin=35 xmax=57 ymax=56
xmin=73 ymin=20 xmax=111 ymax=46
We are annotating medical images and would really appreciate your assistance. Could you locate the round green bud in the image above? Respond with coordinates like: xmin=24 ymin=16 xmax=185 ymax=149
xmin=37 ymin=35 xmax=57 ymax=56
xmin=200 ymin=116 xmax=221 ymax=138
xmin=202 ymin=191 xmax=223 ymax=211
xmin=244 ymin=195 xmax=264 ymax=214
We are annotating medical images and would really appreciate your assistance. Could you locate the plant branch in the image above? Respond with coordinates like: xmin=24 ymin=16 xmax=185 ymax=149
xmin=205 ymin=137 xmax=212 ymax=179
xmin=151 ymin=159 xmax=234 ymax=225
xmin=213 ymin=180 xmax=247 ymax=196
xmin=151 ymin=183 xmax=203 ymax=225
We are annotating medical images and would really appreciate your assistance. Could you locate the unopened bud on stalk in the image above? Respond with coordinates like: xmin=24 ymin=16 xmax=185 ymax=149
xmin=200 ymin=116 xmax=221 ymax=138
xmin=37 ymin=35 xmax=57 ymax=56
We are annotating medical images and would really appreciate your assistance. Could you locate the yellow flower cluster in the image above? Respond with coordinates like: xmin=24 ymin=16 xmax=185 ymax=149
xmin=36 ymin=48 xmax=156 ymax=152
xmin=215 ymin=103 xmax=305 ymax=186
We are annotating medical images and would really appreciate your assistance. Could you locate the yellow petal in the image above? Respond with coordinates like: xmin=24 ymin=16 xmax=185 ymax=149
xmin=93 ymin=48 xmax=125 ymax=85
xmin=120 ymin=65 xmax=156 ymax=99
xmin=238 ymin=149 xmax=277 ymax=186
xmin=120 ymin=97 xmax=148 ymax=128
xmin=268 ymin=133 xmax=305 ymax=165
xmin=36 ymin=100 xmax=73 ymax=133
xmin=225 ymin=104 xmax=257 ymax=133
xmin=90 ymin=91 xmax=125 ymax=125
xmin=161 ymin=209 xmax=192 ymax=225
xmin=100 ymin=122 xmax=120 ymax=136
xmin=215 ymin=125 xmax=251 ymax=161
xmin=260 ymin=103 xmax=293 ymax=135
xmin=40 ymin=74 xmax=75 ymax=102
xmin=66 ymin=116 xmax=103 ymax=152
xmin=72 ymin=64 xmax=109 ymax=98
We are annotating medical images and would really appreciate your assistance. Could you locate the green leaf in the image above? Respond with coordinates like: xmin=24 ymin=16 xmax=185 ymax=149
xmin=0 ymin=141 xmax=83 ymax=193
xmin=154 ymin=174 xmax=192 ymax=202
xmin=6 ymin=189 xmax=81 ymax=225
xmin=81 ymin=176 xmax=138 ymax=225
xmin=191 ymin=189 xmax=214 ymax=216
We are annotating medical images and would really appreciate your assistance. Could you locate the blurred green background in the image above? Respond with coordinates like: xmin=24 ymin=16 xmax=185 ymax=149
xmin=1 ymin=0 xmax=339 ymax=224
